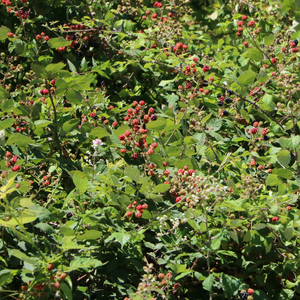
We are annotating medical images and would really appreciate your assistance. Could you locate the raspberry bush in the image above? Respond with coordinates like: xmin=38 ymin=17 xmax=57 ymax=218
xmin=1 ymin=0 xmax=300 ymax=299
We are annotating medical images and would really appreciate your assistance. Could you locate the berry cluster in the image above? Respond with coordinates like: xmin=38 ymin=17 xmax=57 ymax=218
xmin=118 ymin=101 xmax=158 ymax=160
xmin=126 ymin=201 xmax=149 ymax=219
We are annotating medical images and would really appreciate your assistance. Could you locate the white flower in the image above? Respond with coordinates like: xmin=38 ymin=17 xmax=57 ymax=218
xmin=93 ymin=139 xmax=103 ymax=146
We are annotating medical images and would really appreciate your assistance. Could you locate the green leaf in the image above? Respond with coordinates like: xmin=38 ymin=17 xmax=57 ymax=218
xmin=60 ymin=282 xmax=73 ymax=300
xmin=272 ymin=168 xmax=293 ymax=179
xmin=222 ymin=274 xmax=241 ymax=298
xmin=125 ymin=166 xmax=140 ymax=182
xmin=0 ymin=118 xmax=14 ymax=130
xmin=147 ymin=119 xmax=167 ymax=131
xmin=283 ymin=227 xmax=293 ymax=241
xmin=63 ymin=119 xmax=79 ymax=133
xmin=67 ymin=59 xmax=76 ymax=73
xmin=238 ymin=71 xmax=256 ymax=86
xmin=6 ymin=133 xmax=33 ymax=147
xmin=265 ymin=174 xmax=282 ymax=186
xmin=77 ymin=230 xmax=102 ymax=240
xmin=277 ymin=289 xmax=294 ymax=300
xmin=68 ymin=257 xmax=104 ymax=271
xmin=8 ymin=249 xmax=36 ymax=265
xmin=35 ymin=223 xmax=55 ymax=234
xmin=89 ymin=127 xmax=109 ymax=139
xmin=73 ymin=174 xmax=88 ymax=192
xmin=48 ymin=37 xmax=71 ymax=48
xmin=277 ymin=150 xmax=291 ymax=167
xmin=45 ymin=63 xmax=65 ymax=74
xmin=202 ymin=274 xmax=214 ymax=291
xmin=0 ymin=26 xmax=10 ymax=41
xmin=66 ymin=89 xmax=82 ymax=104
xmin=264 ymin=34 xmax=276 ymax=45
xmin=184 ymin=136 xmax=198 ymax=145
xmin=285 ymin=136 xmax=300 ymax=150
xmin=152 ymin=184 xmax=170 ymax=194
xmin=113 ymin=232 xmax=131 ymax=247
xmin=243 ymin=48 xmax=264 ymax=61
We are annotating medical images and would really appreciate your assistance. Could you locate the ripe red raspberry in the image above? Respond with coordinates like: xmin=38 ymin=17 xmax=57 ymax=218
xmin=142 ymin=203 xmax=148 ymax=209
xmin=21 ymin=285 xmax=28 ymax=291
xmin=237 ymin=21 xmax=243 ymax=26
xmin=166 ymin=272 xmax=172 ymax=279
xmin=132 ymin=119 xmax=139 ymax=125
xmin=108 ymin=105 xmax=114 ymax=109
xmin=261 ymin=128 xmax=267 ymax=135
xmin=163 ymin=162 xmax=168 ymax=167
xmin=202 ymin=65 xmax=209 ymax=72
xmin=12 ymin=165 xmax=21 ymax=172
xmin=131 ymin=153 xmax=138 ymax=159
xmin=50 ymin=79 xmax=56 ymax=85
xmin=173 ymin=283 xmax=181 ymax=290
xmin=89 ymin=112 xmax=96 ymax=118
xmin=247 ymin=288 xmax=254 ymax=295
xmin=272 ymin=216 xmax=279 ymax=223
xmin=44 ymin=36 xmax=50 ymax=41
xmin=151 ymin=142 xmax=158 ymax=149
xmin=242 ymin=15 xmax=247 ymax=20
xmin=271 ymin=58 xmax=276 ymax=63
xmin=135 ymin=211 xmax=142 ymax=218
xmin=7 ymin=32 xmax=14 ymax=38
xmin=185 ymin=66 xmax=191 ymax=72
xmin=147 ymin=149 xmax=154 ymax=155
xmin=244 ymin=41 xmax=249 ymax=47
xmin=148 ymin=107 xmax=155 ymax=114
xmin=152 ymin=13 xmax=157 ymax=18
xmin=164 ymin=170 xmax=170 ymax=176
xmin=292 ymin=48 xmax=298 ymax=52
xmin=119 ymin=134 xmax=125 ymax=140
xmin=250 ymin=128 xmax=258 ymax=134
xmin=248 ymin=21 xmax=255 ymax=27
xmin=126 ymin=211 xmax=132 ymax=217
xmin=158 ymin=273 xmax=164 ymax=279
xmin=188 ymin=169 xmax=195 ymax=175
xmin=250 ymin=159 xmax=256 ymax=167
xmin=253 ymin=122 xmax=259 ymax=127
xmin=47 ymin=263 xmax=53 ymax=271
xmin=175 ymin=197 xmax=182 ymax=203
xmin=139 ymin=100 xmax=145 ymax=106
xmin=112 ymin=121 xmax=118 ymax=127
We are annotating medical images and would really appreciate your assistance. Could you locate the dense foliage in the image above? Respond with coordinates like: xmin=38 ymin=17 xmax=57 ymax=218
xmin=1 ymin=0 xmax=300 ymax=299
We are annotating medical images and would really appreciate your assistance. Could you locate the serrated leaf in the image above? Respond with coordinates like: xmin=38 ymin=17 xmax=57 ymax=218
xmin=203 ymin=274 xmax=214 ymax=291
xmin=152 ymin=184 xmax=170 ymax=193
xmin=276 ymin=150 xmax=291 ymax=168
xmin=238 ymin=71 xmax=256 ymax=86
xmin=265 ymin=174 xmax=282 ymax=186
xmin=6 ymin=133 xmax=33 ymax=147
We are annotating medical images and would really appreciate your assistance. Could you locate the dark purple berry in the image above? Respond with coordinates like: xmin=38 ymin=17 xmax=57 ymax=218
xmin=217 ymin=101 xmax=223 ymax=107
xmin=225 ymin=98 xmax=232 ymax=104
xmin=101 ymin=116 xmax=106 ymax=121
xmin=223 ymin=110 xmax=229 ymax=116
xmin=151 ymin=114 xmax=157 ymax=121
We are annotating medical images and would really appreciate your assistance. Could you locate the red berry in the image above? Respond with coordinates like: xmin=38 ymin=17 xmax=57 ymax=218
xmin=286 ymin=206 xmax=292 ymax=211
xmin=152 ymin=13 xmax=157 ymax=18
xmin=126 ymin=211 xmax=132 ymax=217
xmin=47 ymin=263 xmax=53 ymax=271
xmin=44 ymin=36 xmax=50 ymax=41
xmin=272 ymin=216 xmax=279 ymax=223
xmin=242 ymin=15 xmax=247 ymax=20
xmin=12 ymin=165 xmax=21 ymax=172
xmin=135 ymin=211 xmax=142 ymax=218
xmin=271 ymin=58 xmax=276 ymax=63
xmin=248 ymin=20 xmax=255 ymax=27
xmin=202 ymin=65 xmax=209 ymax=73
xmin=248 ymin=288 xmax=254 ymax=295
xmin=132 ymin=153 xmax=138 ymax=159
xmin=250 ymin=128 xmax=258 ymax=134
